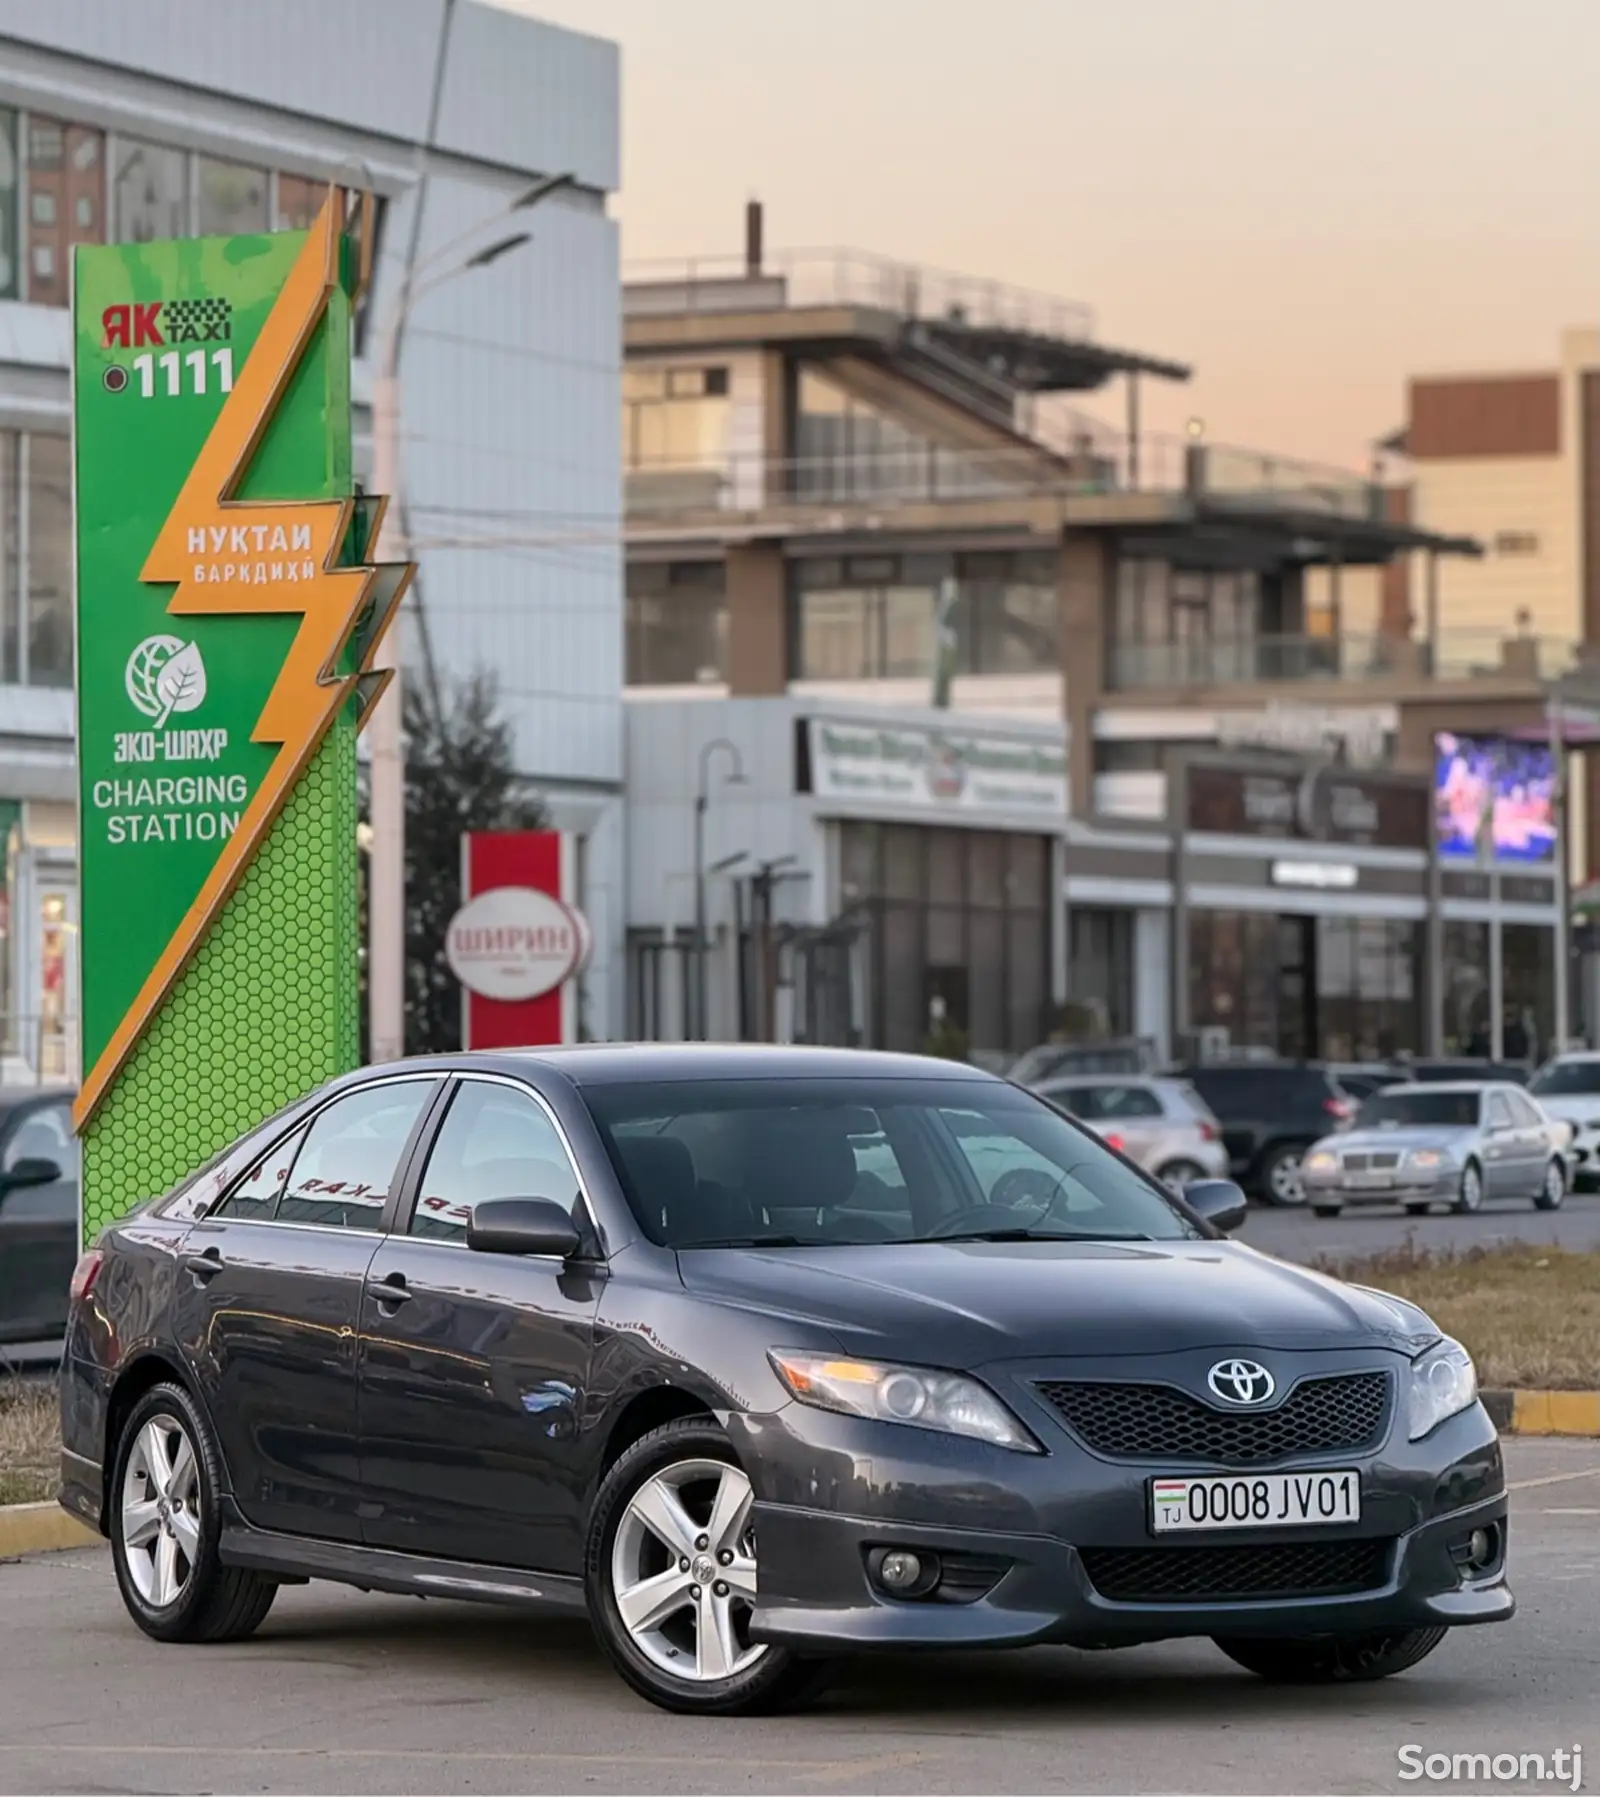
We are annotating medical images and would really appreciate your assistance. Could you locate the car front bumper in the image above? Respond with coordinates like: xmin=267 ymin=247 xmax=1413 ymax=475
xmin=1302 ymin=1169 xmax=1458 ymax=1207
xmin=730 ymin=1391 xmax=1511 ymax=1651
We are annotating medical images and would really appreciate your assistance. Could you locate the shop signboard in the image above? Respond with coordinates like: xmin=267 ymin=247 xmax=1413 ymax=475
xmin=801 ymin=717 xmax=1067 ymax=819
xmin=71 ymin=192 xmax=409 ymax=1241
xmin=452 ymin=831 xmax=590 ymax=1048
xmin=1186 ymin=763 xmax=1427 ymax=850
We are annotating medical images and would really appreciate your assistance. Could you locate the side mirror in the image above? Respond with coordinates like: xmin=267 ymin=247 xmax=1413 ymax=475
xmin=1183 ymin=1177 xmax=1248 ymax=1233
xmin=467 ymin=1196 xmax=581 ymax=1259
xmin=0 ymin=1156 xmax=63 ymax=1193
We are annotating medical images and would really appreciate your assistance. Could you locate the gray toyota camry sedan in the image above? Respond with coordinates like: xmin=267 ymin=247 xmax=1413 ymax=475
xmin=59 ymin=1046 xmax=1510 ymax=1715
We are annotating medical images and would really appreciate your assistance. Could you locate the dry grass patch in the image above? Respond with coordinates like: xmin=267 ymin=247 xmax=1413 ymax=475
xmin=0 ymin=1381 xmax=58 ymax=1506
xmin=1326 ymin=1242 xmax=1600 ymax=1391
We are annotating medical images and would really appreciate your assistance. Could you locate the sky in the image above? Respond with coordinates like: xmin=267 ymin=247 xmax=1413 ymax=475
xmin=519 ymin=0 xmax=1600 ymax=472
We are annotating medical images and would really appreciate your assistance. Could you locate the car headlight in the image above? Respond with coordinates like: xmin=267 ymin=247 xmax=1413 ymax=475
xmin=768 ymin=1351 xmax=1040 ymax=1452
xmin=1407 ymin=1149 xmax=1446 ymax=1170
xmin=1407 ymin=1337 xmax=1478 ymax=1440
xmin=1305 ymin=1150 xmax=1338 ymax=1174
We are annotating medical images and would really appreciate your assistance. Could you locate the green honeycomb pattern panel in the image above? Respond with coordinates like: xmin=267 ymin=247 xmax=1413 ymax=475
xmin=81 ymin=719 xmax=359 ymax=1241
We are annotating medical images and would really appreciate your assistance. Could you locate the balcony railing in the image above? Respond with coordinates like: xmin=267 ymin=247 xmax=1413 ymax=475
xmin=1105 ymin=630 xmax=1578 ymax=692
xmin=624 ymin=247 xmax=1098 ymax=342
xmin=625 ymin=438 xmax=1385 ymax=523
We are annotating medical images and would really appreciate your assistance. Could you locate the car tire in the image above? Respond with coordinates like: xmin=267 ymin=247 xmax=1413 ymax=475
xmin=1453 ymin=1160 xmax=1484 ymax=1215
xmin=1404 ymin=1202 xmax=1432 ymax=1217
xmin=110 ymin=1380 xmax=277 ymax=1645
xmin=1213 ymin=1626 xmax=1448 ymax=1683
xmin=1534 ymin=1158 xmax=1566 ymax=1211
xmin=1157 ymin=1159 xmax=1207 ymax=1194
xmin=584 ymin=1417 xmax=832 ymax=1716
xmin=1258 ymin=1144 xmax=1308 ymax=1207
xmin=1311 ymin=1204 xmax=1342 ymax=1219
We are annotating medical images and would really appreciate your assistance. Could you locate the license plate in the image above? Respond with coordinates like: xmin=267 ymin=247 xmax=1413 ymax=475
xmin=1150 ymin=1469 xmax=1362 ymax=1533
xmin=1348 ymin=1171 xmax=1393 ymax=1189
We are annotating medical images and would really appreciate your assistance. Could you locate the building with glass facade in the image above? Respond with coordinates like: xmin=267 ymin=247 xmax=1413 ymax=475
xmin=0 ymin=0 xmax=623 ymax=1081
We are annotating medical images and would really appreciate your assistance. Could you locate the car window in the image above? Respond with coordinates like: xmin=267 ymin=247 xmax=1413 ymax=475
xmin=410 ymin=1081 xmax=580 ymax=1243
xmin=1486 ymin=1093 xmax=1514 ymax=1130
xmin=1169 ymin=1083 xmax=1217 ymax=1123
xmin=1510 ymin=1092 xmax=1543 ymax=1127
xmin=1529 ymin=1060 xmax=1600 ymax=1097
xmin=212 ymin=1121 xmax=313 ymax=1221
xmin=2 ymin=1102 xmax=78 ymax=1179
xmin=1356 ymin=1089 xmax=1480 ymax=1129
xmin=585 ymin=1077 xmax=1198 ymax=1249
xmin=1047 ymin=1084 xmax=1161 ymax=1122
xmin=263 ymin=1079 xmax=436 ymax=1230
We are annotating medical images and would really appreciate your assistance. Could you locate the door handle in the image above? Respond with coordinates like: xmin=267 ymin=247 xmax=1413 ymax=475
xmin=370 ymin=1272 xmax=413 ymax=1308
xmin=184 ymin=1246 xmax=224 ymax=1283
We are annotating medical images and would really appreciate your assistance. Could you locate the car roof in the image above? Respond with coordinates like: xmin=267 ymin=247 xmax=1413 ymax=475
xmin=1381 ymin=1080 xmax=1501 ymax=1096
xmin=366 ymin=1043 xmax=999 ymax=1089
xmin=1037 ymin=1072 xmax=1165 ymax=1088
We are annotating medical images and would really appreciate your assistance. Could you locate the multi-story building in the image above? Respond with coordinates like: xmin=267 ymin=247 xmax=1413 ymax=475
xmin=0 ymin=0 xmax=624 ymax=1080
xmin=621 ymin=211 xmax=1567 ymax=1062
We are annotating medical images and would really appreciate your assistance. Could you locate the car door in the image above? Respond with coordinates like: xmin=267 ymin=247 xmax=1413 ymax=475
xmin=0 ymin=1098 xmax=80 ymax=1344
xmin=171 ymin=1074 xmax=441 ymax=1543
xmin=1480 ymin=1091 xmax=1521 ymax=1198
xmin=356 ymin=1073 xmax=604 ymax=1573
xmin=1508 ymin=1090 xmax=1553 ymax=1195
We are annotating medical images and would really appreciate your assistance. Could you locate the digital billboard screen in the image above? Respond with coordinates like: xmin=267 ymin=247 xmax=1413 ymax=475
xmin=1433 ymin=733 xmax=1556 ymax=863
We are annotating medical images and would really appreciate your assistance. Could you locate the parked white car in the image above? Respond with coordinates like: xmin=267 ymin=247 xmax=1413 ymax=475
xmin=1527 ymin=1053 xmax=1600 ymax=1188
xmin=1035 ymin=1075 xmax=1229 ymax=1192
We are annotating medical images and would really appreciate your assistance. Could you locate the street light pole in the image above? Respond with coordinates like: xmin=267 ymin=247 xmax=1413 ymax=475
xmin=692 ymin=738 xmax=746 ymax=1039
xmin=364 ymin=177 xmax=572 ymax=1064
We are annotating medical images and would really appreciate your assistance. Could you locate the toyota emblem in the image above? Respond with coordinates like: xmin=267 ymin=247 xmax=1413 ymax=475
xmin=1207 ymin=1358 xmax=1276 ymax=1405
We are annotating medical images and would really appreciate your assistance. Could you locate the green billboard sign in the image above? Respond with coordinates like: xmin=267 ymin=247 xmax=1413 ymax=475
xmin=72 ymin=192 xmax=408 ymax=1240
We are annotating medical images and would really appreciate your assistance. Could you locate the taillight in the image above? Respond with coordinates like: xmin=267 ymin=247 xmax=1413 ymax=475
xmin=1325 ymin=1097 xmax=1355 ymax=1122
xmin=1104 ymin=1132 xmax=1126 ymax=1153
xmin=1199 ymin=1121 xmax=1219 ymax=1142
xmin=69 ymin=1250 xmax=104 ymax=1306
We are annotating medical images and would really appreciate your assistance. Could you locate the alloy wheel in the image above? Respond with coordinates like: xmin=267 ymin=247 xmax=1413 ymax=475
xmin=1268 ymin=1152 xmax=1304 ymax=1206
xmin=1457 ymin=1163 xmax=1483 ymax=1213
xmin=1540 ymin=1161 xmax=1566 ymax=1209
xmin=610 ymin=1457 xmax=765 ymax=1683
xmin=120 ymin=1416 xmax=201 ymax=1609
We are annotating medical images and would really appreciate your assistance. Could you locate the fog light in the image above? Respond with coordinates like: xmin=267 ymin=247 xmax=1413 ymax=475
xmin=878 ymin=1550 xmax=923 ymax=1590
xmin=1468 ymin=1527 xmax=1493 ymax=1566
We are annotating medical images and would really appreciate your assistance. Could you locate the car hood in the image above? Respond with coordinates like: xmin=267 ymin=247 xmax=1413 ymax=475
xmin=1529 ymin=1094 xmax=1600 ymax=1124
xmin=1320 ymin=1125 xmax=1475 ymax=1154
xmin=677 ymin=1238 xmax=1437 ymax=1363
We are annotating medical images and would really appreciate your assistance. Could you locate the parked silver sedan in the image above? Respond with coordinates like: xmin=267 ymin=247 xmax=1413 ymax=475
xmin=1034 ymin=1074 xmax=1229 ymax=1192
xmin=1301 ymin=1081 xmax=1568 ymax=1218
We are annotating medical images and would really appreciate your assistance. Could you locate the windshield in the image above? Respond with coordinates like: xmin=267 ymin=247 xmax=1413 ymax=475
xmin=1529 ymin=1061 xmax=1600 ymax=1097
xmin=583 ymin=1076 xmax=1202 ymax=1249
xmin=1356 ymin=1090 xmax=1481 ymax=1129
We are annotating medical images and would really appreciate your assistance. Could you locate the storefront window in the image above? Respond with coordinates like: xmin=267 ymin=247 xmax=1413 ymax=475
xmin=26 ymin=116 xmax=104 ymax=306
xmin=1189 ymin=910 xmax=1280 ymax=1054
xmin=1503 ymin=923 xmax=1554 ymax=1061
xmin=836 ymin=822 xmax=1051 ymax=1056
xmin=0 ymin=802 xmax=15 ymax=1056
xmin=1315 ymin=916 xmax=1421 ymax=1060
xmin=197 ymin=154 xmax=268 ymax=236
xmin=112 ymin=137 xmax=189 ymax=243
xmin=625 ymin=561 xmax=726 ymax=685
xmin=1441 ymin=922 xmax=1490 ymax=1053
xmin=1067 ymin=908 xmax=1134 ymax=1036
xmin=27 ymin=435 xmax=73 ymax=687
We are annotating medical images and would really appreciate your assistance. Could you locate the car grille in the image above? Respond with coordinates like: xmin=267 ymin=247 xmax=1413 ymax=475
xmin=1079 ymin=1537 xmax=1393 ymax=1604
xmin=1036 ymin=1373 xmax=1391 ymax=1465
xmin=1341 ymin=1150 xmax=1402 ymax=1172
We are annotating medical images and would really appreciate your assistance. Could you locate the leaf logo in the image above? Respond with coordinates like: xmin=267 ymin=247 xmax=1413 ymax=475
xmin=126 ymin=634 xmax=208 ymax=730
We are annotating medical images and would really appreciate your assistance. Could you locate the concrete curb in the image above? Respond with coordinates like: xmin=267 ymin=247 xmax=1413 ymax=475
xmin=0 ymin=1501 xmax=100 ymax=1559
xmin=1483 ymin=1389 xmax=1600 ymax=1435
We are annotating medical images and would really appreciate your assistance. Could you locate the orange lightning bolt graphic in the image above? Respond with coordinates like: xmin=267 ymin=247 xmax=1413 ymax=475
xmin=74 ymin=194 xmax=411 ymax=1129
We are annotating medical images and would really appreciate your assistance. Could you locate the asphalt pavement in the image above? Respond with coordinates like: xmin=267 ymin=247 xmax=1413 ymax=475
xmin=1239 ymin=1187 xmax=1600 ymax=1266
xmin=1 ymin=1438 xmax=1595 ymax=1796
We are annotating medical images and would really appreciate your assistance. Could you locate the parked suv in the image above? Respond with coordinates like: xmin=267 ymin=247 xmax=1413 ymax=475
xmin=1178 ymin=1063 xmax=1355 ymax=1205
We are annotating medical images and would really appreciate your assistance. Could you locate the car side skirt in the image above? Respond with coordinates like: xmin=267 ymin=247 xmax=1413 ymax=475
xmin=218 ymin=1516 xmax=589 ymax=1615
